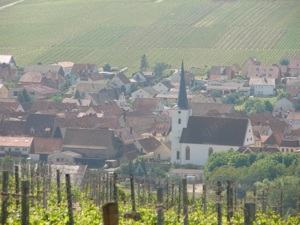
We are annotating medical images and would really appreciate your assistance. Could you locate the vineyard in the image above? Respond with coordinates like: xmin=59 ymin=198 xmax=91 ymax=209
xmin=0 ymin=159 xmax=300 ymax=224
xmin=0 ymin=0 xmax=300 ymax=72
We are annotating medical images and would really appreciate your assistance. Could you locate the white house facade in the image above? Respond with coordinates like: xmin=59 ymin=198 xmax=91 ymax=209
xmin=249 ymin=78 xmax=275 ymax=97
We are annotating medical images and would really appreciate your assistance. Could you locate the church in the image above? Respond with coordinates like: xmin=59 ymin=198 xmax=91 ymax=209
xmin=171 ymin=62 xmax=254 ymax=165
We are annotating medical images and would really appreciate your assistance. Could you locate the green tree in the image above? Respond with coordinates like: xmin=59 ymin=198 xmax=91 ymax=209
xmin=140 ymin=54 xmax=148 ymax=71
xmin=209 ymin=90 xmax=222 ymax=98
xmin=22 ymin=89 xmax=31 ymax=102
xmin=103 ymin=63 xmax=111 ymax=72
xmin=74 ymin=90 xmax=81 ymax=99
xmin=264 ymin=100 xmax=274 ymax=112
xmin=279 ymin=58 xmax=289 ymax=66
xmin=17 ymin=91 xmax=24 ymax=103
xmin=51 ymin=94 xmax=63 ymax=103
xmin=153 ymin=62 xmax=169 ymax=76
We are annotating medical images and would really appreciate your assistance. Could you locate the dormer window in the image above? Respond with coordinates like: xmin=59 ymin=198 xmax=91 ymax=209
xmin=30 ymin=127 xmax=35 ymax=134
xmin=45 ymin=127 xmax=51 ymax=134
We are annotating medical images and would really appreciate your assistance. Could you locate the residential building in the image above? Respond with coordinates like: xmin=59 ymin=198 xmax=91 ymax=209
xmin=209 ymin=66 xmax=235 ymax=80
xmin=241 ymin=57 xmax=261 ymax=75
xmin=247 ymin=65 xmax=281 ymax=83
xmin=131 ymin=87 xmax=159 ymax=101
xmin=249 ymin=78 xmax=275 ymax=97
xmin=0 ymin=136 xmax=34 ymax=157
xmin=288 ymin=58 xmax=300 ymax=76
xmin=0 ymin=84 xmax=9 ymax=98
xmin=108 ymin=73 xmax=132 ymax=94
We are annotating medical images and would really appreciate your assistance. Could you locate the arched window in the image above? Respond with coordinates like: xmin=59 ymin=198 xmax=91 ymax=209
xmin=208 ymin=147 xmax=214 ymax=156
xmin=178 ymin=118 xmax=181 ymax=124
xmin=185 ymin=146 xmax=190 ymax=160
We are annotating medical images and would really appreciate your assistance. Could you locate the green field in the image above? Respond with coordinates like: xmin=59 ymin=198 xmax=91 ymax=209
xmin=1 ymin=0 xmax=300 ymax=72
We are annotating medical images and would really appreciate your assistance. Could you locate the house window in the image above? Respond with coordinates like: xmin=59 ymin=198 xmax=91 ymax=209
xmin=287 ymin=148 xmax=289 ymax=153
xmin=178 ymin=119 xmax=181 ymax=124
xmin=178 ymin=111 xmax=181 ymax=114
xmin=15 ymin=148 xmax=19 ymax=151
xmin=185 ymin=146 xmax=190 ymax=160
xmin=176 ymin=151 xmax=180 ymax=160
xmin=8 ymin=148 xmax=11 ymax=152
xmin=23 ymin=148 xmax=27 ymax=152
xmin=0 ymin=147 xmax=4 ymax=151
xmin=208 ymin=147 xmax=214 ymax=156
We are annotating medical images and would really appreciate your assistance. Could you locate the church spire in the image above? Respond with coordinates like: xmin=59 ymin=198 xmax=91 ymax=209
xmin=177 ymin=60 xmax=189 ymax=110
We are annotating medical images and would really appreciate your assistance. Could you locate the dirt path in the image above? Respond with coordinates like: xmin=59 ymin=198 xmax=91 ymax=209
xmin=0 ymin=0 xmax=25 ymax=10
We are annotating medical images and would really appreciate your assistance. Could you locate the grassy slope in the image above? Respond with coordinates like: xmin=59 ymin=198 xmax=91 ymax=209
xmin=0 ymin=0 xmax=300 ymax=73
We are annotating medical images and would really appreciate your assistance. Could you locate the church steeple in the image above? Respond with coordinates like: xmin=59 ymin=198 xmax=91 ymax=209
xmin=177 ymin=60 xmax=189 ymax=110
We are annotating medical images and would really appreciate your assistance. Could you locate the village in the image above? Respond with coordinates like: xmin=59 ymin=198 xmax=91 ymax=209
xmin=1 ymin=55 xmax=300 ymax=181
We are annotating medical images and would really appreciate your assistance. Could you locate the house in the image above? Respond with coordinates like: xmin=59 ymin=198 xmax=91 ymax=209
xmin=279 ymin=139 xmax=300 ymax=153
xmin=136 ymin=136 xmax=162 ymax=154
xmin=191 ymin=94 xmax=222 ymax=104
xmin=132 ymin=98 xmax=164 ymax=113
xmin=286 ymin=78 xmax=300 ymax=99
xmin=23 ymin=114 xmax=61 ymax=138
xmin=24 ymin=65 xmax=65 ymax=90
xmin=0 ymin=101 xmax=24 ymax=112
xmin=247 ymin=65 xmax=281 ymax=83
xmin=153 ymin=142 xmax=171 ymax=161
xmin=273 ymin=98 xmax=294 ymax=118
xmin=0 ymin=119 xmax=26 ymax=136
xmin=241 ymin=57 xmax=261 ymax=75
xmin=20 ymin=72 xmax=44 ymax=85
xmin=249 ymin=77 xmax=275 ymax=97
xmin=170 ymin=70 xmax=194 ymax=87
xmin=71 ymin=63 xmax=99 ymax=84
xmin=52 ymin=61 xmax=74 ymax=77
xmin=206 ymin=79 xmax=249 ymax=95
xmin=11 ymin=84 xmax=60 ymax=99
xmin=153 ymin=81 xmax=174 ymax=94
xmin=120 ymin=150 xmax=140 ymax=164
xmin=288 ymin=58 xmax=300 ymax=76
xmin=209 ymin=66 xmax=235 ymax=80
xmin=0 ymin=55 xmax=16 ymax=66
xmin=86 ymin=88 xmax=120 ymax=106
xmin=30 ymin=137 xmax=62 ymax=162
xmin=231 ymin=64 xmax=242 ymax=75
xmin=131 ymin=87 xmax=159 ymax=101
xmin=0 ymin=84 xmax=9 ymax=98
xmin=0 ymin=63 xmax=19 ymax=83
xmin=48 ymin=150 xmax=82 ymax=165
xmin=108 ymin=73 xmax=132 ymax=94
xmin=171 ymin=62 xmax=254 ymax=166
xmin=132 ymin=71 xmax=148 ymax=86
xmin=77 ymin=83 xmax=107 ymax=98
xmin=286 ymin=112 xmax=300 ymax=128
xmin=0 ymin=136 xmax=34 ymax=157
xmin=62 ymin=128 xmax=118 ymax=166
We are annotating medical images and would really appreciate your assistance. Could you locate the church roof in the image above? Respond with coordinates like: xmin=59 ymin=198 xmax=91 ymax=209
xmin=177 ymin=61 xmax=189 ymax=110
xmin=180 ymin=116 xmax=249 ymax=146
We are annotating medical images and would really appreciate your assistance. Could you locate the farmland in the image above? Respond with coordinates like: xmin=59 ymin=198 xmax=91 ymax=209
xmin=0 ymin=0 xmax=300 ymax=72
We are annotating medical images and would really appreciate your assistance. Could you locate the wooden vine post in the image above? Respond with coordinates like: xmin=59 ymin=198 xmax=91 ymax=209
xmin=216 ymin=181 xmax=222 ymax=225
xmin=226 ymin=180 xmax=233 ymax=222
xmin=157 ymin=187 xmax=164 ymax=225
xmin=244 ymin=203 xmax=256 ymax=225
xmin=21 ymin=180 xmax=30 ymax=225
xmin=113 ymin=173 xmax=118 ymax=203
xmin=56 ymin=170 xmax=61 ymax=204
xmin=203 ymin=184 xmax=207 ymax=215
xmin=130 ymin=174 xmax=136 ymax=212
xmin=182 ymin=178 xmax=188 ymax=225
xmin=15 ymin=165 xmax=20 ymax=207
xmin=1 ymin=171 xmax=9 ymax=225
xmin=66 ymin=174 xmax=74 ymax=225
xmin=102 ymin=202 xmax=119 ymax=225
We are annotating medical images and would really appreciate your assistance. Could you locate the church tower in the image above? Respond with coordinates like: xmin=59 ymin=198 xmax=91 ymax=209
xmin=171 ymin=61 xmax=190 ymax=164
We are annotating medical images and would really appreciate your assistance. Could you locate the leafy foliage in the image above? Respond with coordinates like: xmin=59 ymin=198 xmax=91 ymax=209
xmin=140 ymin=54 xmax=148 ymax=71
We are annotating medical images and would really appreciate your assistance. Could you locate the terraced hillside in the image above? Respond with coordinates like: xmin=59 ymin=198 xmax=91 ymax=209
xmin=0 ymin=0 xmax=300 ymax=71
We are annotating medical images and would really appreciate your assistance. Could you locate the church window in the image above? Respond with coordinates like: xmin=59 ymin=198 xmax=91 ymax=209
xmin=208 ymin=147 xmax=214 ymax=156
xmin=178 ymin=111 xmax=181 ymax=114
xmin=176 ymin=151 xmax=180 ymax=160
xmin=185 ymin=146 xmax=190 ymax=160
xmin=178 ymin=118 xmax=181 ymax=124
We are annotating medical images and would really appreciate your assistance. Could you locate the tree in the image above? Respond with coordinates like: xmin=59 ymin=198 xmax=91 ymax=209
xmin=153 ymin=62 xmax=169 ymax=76
xmin=120 ymin=85 xmax=126 ymax=94
xmin=209 ymin=90 xmax=222 ymax=98
xmin=103 ymin=63 xmax=111 ymax=72
xmin=22 ymin=89 xmax=31 ymax=102
xmin=17 ymin=89 xmax=32 ymax=103
xmin=279 ymin=58 xmax=289 ymax=66
xmin=140 ymin=54 xmax=148 ymax=71
xmin=74 ymin=90 xmax=81 ymax=99
xmin=264 ymin=100 xmax=274 ymax=112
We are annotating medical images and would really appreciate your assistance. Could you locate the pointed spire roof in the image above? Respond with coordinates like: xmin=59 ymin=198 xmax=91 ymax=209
xmin=177 ymin=61 xmax=189 ymax=110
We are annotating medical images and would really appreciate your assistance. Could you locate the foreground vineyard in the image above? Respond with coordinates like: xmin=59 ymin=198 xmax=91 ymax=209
xmin=0 ymin=0 xmax=300 ymax=71
xmin=0 ymin=160 xmax=300 ymax=225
